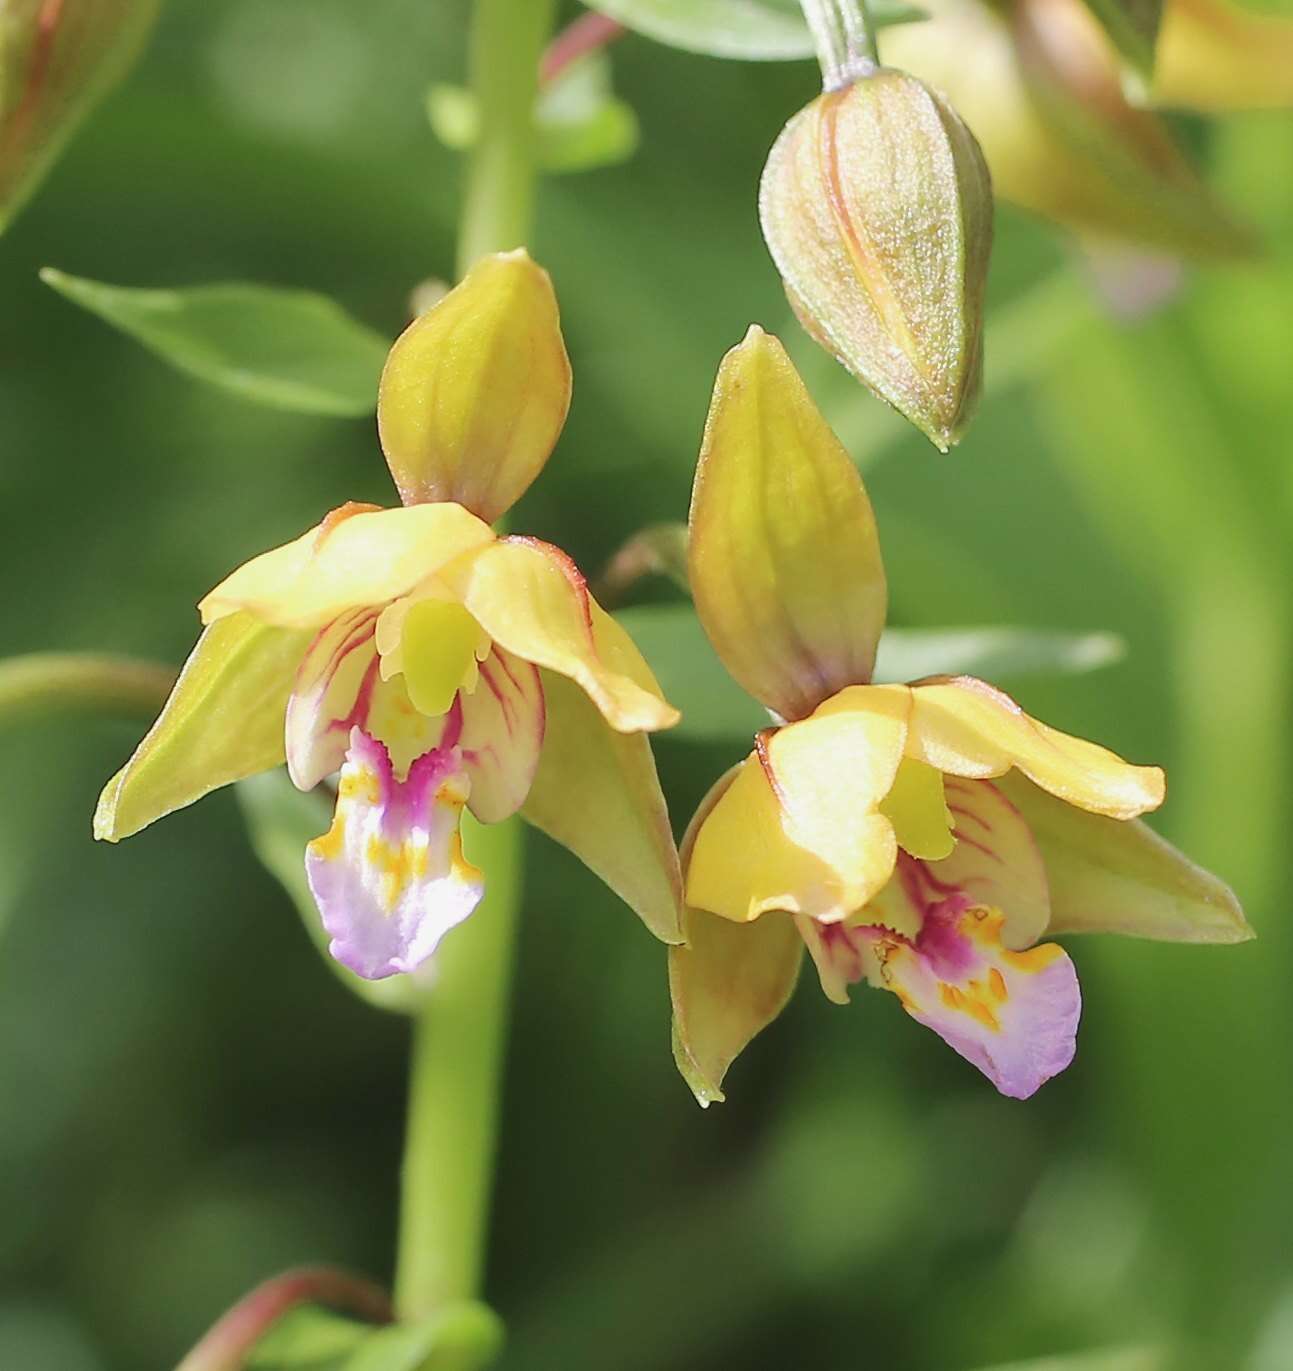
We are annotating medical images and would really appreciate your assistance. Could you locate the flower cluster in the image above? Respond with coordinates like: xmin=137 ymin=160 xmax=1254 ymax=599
xmin=98 ymin=252 xmax=1248 ymax=1100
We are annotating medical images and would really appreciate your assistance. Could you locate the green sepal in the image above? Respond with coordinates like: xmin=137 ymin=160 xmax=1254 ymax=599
xmin=998 ymin=774 xmax=1252 ymax=945
xmin=95 ymin=614 xmax=311 ymax=842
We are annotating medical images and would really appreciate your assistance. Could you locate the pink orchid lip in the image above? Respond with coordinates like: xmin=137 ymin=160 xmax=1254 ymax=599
xmin=803 ymin=781 xmax=1079 ymax=1099
xmin=306 ymin=728 xmax=484 ymax=981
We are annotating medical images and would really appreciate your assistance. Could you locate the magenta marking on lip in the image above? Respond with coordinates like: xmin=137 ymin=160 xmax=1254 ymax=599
xmin=951 ymin=832 xmax=1002 ymax=863
xmin=491 ymin=647 xmax=524 ymax=693
xmin=440 ymin=695 xmax=465 ymax=751
xmin=326 ymin=654 xmax=381 ymax=737
xmin=476 ymin=659 xmax=515 ymax=731
xmin=947 ymin=800 xmax=993 ymax=835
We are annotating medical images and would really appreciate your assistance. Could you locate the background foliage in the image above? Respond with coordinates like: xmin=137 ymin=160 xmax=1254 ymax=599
xmin=2 ymin=1 xmax=1291 ymax=1368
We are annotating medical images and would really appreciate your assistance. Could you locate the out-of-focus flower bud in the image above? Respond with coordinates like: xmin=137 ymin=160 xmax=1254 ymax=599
xmin=1153 ymin=0 xmax=1293 ymax=111
xmin=881 ymin=0 xmax=1253 ymax=259
xmin=760 ymin=68 xmax=992 ymax=452
xmin=0 ymin=0 xmax=160 ymax=233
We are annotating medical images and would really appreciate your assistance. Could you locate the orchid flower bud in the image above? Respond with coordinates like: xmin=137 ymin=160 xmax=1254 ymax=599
xmin=759 ymin=66 xmax=993 ymax=451
xmin=0 ymin=0 xmax=160 ymax=233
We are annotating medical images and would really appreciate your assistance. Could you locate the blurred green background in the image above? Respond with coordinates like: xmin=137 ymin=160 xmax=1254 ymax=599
xmin=2 ymin=2 xmax=1291 ymax=1368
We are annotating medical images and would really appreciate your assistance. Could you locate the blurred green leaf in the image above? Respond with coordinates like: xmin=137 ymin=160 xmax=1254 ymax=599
xmin=0 ymin=0 xmax=160 ymax=233
xmin=429 ymin=51 xmax=638 ymax=174
xmin=246 ymin=1302 xmax=502 ymax=1371
xmin=244 ymin=1306 xmax=369 ymax=1370
xmin=972 ymin=1348 xmax=1165 ymax=1371
xmin=1078 ymin=0 xmax=1161 ymax=82
xmin=236 ymin=769 xmax=423 ymax=1016
xmin=581 ymin=0 xmax=924 ymax=60
xmin=40 ymin=269 xmax=388 ymax=416
xmin=873 ymin=625 xmax=1126 ymax=683
xmin=618 ymin=604 xmax=1125 ymax=741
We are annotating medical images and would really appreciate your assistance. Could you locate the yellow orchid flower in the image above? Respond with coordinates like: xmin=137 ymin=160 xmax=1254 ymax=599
xmin=95 ymin=250 xmax=682 ymax=978
xmin=670 ymin=325 xmax=1251 ymax=1103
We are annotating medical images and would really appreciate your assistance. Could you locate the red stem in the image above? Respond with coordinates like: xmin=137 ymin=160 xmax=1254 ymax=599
xmin=539 ymin=10 xmax=626 ymax=85
xmin=174 ymin=1267 xmax=393 ymax=1371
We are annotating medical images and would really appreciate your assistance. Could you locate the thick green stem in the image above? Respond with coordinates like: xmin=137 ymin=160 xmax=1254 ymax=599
xmin=456 ymin=0 xmax=556 ymax=275
xmin=394 ymin=0 xmax=552 ymax=1321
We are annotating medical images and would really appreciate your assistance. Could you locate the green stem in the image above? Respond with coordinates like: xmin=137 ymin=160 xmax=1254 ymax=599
xmin=799 ymin=0 xmax=879 ymax=89
xmin=0 ymin=652 xmax=174 ymax=724
xmin=456 ymin=0 xmax=556 ymax=276
xmin=394 ymin=816 xmax=523 ymax=1316
xmin=394 ymin=0 xmax=553 ymax=1322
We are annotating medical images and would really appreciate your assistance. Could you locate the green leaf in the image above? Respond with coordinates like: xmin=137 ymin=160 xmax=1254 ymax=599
xmin=617 ymin=604 xmax=1125 ymax=742
xmin=40 ymin=269 xmax=389 ymax=416
xmin=429 ymin=52 xmax=639 ymax=175
xmin=970 ymin=1348 xmax=1165 ymax=1371
xmin=1078 ymin=0 xmax=1162 ymax=83
xmin=873 ymin=625 xmax=1126 ymax=684
xmin=244 ymin=1307 xmax=370 ymax=1370
xmin=236 ymin=769 xmax=423 ymax=1016
xmin=246 ymin=1303 xmax=503 ymax=1371
xmin=581 ymin=0 xmax=925 ymax=61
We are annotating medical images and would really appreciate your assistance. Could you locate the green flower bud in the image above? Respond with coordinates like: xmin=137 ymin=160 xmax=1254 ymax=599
xmin=759 ymin=67 xmax=993 ymax=451
xmin=0 ymin=0 xmax=160 ymax=233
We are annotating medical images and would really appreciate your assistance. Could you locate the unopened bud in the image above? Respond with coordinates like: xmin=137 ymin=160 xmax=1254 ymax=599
xmin=0 ymin=0 xmax=160 ymax=233
xmin=759 ymin=68 xmax=992 ymax=451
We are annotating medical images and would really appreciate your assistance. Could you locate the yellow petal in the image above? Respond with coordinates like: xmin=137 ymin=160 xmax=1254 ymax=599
xmin=520 ymin=670 xmax=682 ymax=944
xmin=997 ymin=773 xmax=1252 ymax=943
xmin=95 ymin=612 xmax=312 ymax=841
xmin=1154 ymin=0 xmax=1293 ymax=112
xmin=906 ymin=676 xmax=1164 ymax=819
xmin=879 ymin=758 xmax=954 ymax=861
xmin=688 ymin=327 xmax=888 ymax=722
xmin=198 ymin=501 xmax=495 ymax=630
xmin=671 ymin=766 xmax=804 ymax=1105
xmin=445 ymin=535 xmax=678 ymax=733
xmin=377 ymin=249 xmax=572 ymax=522
xmin=686 ymin=686 xmax=909 ymax=924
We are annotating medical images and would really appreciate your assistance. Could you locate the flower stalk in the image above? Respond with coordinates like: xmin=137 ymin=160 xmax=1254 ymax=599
xmin=799 ymin=0 xmax=879 ymax=89
xmin=395 ymin=0 xmax=555 ymax=1322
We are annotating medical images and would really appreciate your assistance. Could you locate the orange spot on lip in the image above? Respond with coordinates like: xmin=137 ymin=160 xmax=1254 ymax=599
xmin=989 ymin=968 xmax=1008 ymax=1001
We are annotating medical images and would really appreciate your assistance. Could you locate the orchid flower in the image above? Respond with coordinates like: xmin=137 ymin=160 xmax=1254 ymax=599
xmin=95 ymin=251 xmax=682 ymax=978
xmin=670 ymin=326 xmax=1250 ymax=1103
